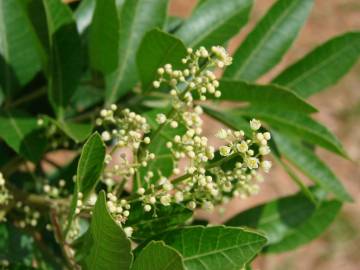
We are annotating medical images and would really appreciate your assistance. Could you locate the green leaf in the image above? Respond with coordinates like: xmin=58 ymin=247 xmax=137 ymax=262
xmin=266 ymin=200 xmax=342 ymax=253
xmin=76 ymin=132 xmax=106 ymax=200
xmin=137 ymin=29 xmax=187 ymax=93
xmin=42 ymin=0 xmax=82 ymax=118
xmin=218 ymin=80 xmax=317 ymax=113
xmin=58 ymin=121 xmax=92 ymax=143
xmin=175 ymin=0 xmax=252 ymax=48
xmin=126 ymin=203 xmax=192 ymax=240
xmin=106 ymin=0 xmax=168 ymax=103
xmin=272 ymin=32 xmax=360 ymax=98
xmin=230 ymin=106 xmax=346 ymax=156
xmin=153 ymin=226 xmax=267 ymax=270
xmin=224 ymin=0 xmax=313 ymax=81
xmin=74 ymin=0 xmax=95 ymax=33
xmin=65 ymin=133 xmax=105 ymax=235
xmin=82 ymin=191 xmax=133 ymax=270
xmin=0 ymin=110 xmax=47 ymax=162
xmin=225 ymin=191 xmax=316 ymax=244
xmin=43 ymin=116 xmax=92 ymax=143
xmin=202 ymin=106 xmax=252 ymax=136
xmin=132 ymin=241 xmax=185 ymax=270
xmin=272 ymin=131 xmax=352 ymax=202
xmin=89 ymin=0 xmax=119 ymax=74
xmin=0 ymin=0 xmax=42 ymax=96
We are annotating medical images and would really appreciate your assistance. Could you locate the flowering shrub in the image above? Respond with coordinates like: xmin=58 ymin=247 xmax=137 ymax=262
xmin=0 ymin=0 xmax=359 ymax=269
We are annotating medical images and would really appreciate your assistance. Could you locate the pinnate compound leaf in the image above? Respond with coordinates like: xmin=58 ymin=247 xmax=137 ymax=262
xmin=0 ymin=110 xmax=47 ymax=162
xmin=265 ymin=200 xmax=342 ymax=253
xmin=82 ymin=191 xmax=133 ymax=270
xmin=218 ymin=80 xmax=317 ymax=113
xmin=42 ymin=0 xmax=82 ymax=118
xmin=0 ymin=0 xmax=42 ymax=96
xmin=137 ymin=29 xmax=187 ymax=93
xmin=153 ymin=226 xmax=267 ymax=270
xmin=106 ymin=0 xmax=168 ymax=103
xmin=175 ymin=0 xmax=253 ymax=48
xmin=272 ymin=131 xmax=352 ymax=202
xmin=224 ymin=0 xmax=313 ymax=81
xmin=230 ymin=106 xmax=346 ymax=156
xmin=132 ymin=241 xmax=185 ymax=270
xmin=273 ymin=32 xmax=360 ymax=98
xmin=225 ymin=191 xmax=316 ymax=244
xmin=126 ymin=203 xmax=192 ymax=240
xmin=89 ymin=0 xmax=119 ymax=74
xmin=65 ymin=133 xmax=105 ymax=235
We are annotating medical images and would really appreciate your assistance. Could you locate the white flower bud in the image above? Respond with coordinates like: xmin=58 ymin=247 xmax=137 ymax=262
xmin=144 ymin=204 xmax=152 ymax=212
xmin=259 ymin=146 xmax=270 ymax=155
xmin=170 ymin=121 xmax=178 ymax=128
xmin=250 ymin=119 xmax=261 ymax=130
xmin=153 ymin=80 xmax=160 ymax=88
xmin=261 ymin=160 xmax=272 ymax=173
xmin=101 ymin=131 xmax=111 ymax=141
xmin=264 ymin=132 xmax=271 ymax=140
xmin=124 ymin=227 xmax=133 ymax=238
xmin=137 ymin=188 xmax=145 ymax=195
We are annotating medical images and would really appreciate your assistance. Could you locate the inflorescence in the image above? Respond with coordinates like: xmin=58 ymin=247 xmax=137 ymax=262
xmin=0 ymin=46 xmax=272 ymax=240
xmin=96 ymin=46 xmax=272 ymax=236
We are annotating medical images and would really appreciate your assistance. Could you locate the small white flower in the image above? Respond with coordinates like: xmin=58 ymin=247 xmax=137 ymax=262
xmin=245 ymin=157 xmax=259 ymax=169
xmin=160 ymin=195 xmax=171 ymax=206
xmin=156 ymin=113 xmax=167 ymax=124
xmin=219 ymin=146 xmax=232 ymax=156
xmin=250 ymin=119 xmax=261 ymax=131
xmin=236 ymin=141 xmax=248 ymax=153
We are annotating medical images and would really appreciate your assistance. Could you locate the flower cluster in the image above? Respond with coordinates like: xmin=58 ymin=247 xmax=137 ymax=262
xmin=14 ymin=201 xmax=41 ymax=228
xmin=96 ymin=46 xmax=272 ymax=235
xmin=0 ymin=173 xmax=12 ymax=222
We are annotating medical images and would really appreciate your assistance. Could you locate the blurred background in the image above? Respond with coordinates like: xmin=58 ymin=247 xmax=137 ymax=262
xmin=168 ymin=0 xmax=360 ymax=269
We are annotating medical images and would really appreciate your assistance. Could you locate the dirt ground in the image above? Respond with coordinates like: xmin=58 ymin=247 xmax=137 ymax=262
xmin=169 ymin=0 xmax=360 ymax=269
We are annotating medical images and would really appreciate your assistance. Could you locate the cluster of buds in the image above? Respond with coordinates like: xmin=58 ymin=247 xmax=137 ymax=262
xmin=14 ymin=202 xmax=41 ymax=228
xmin=43 ymin=179 xmax=67 ymax=198
xmin=96 ymin=46 xmax=272 ymax=237
xmin=106 ymin=193 xmax=131 ymax=225
xmin=97 ymin=106 xmax=150 ymax=148
xmin=0 ymin=173 xmax=12 ymax=222
xmin=153 ymin=46 xmax=232 ymax=108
